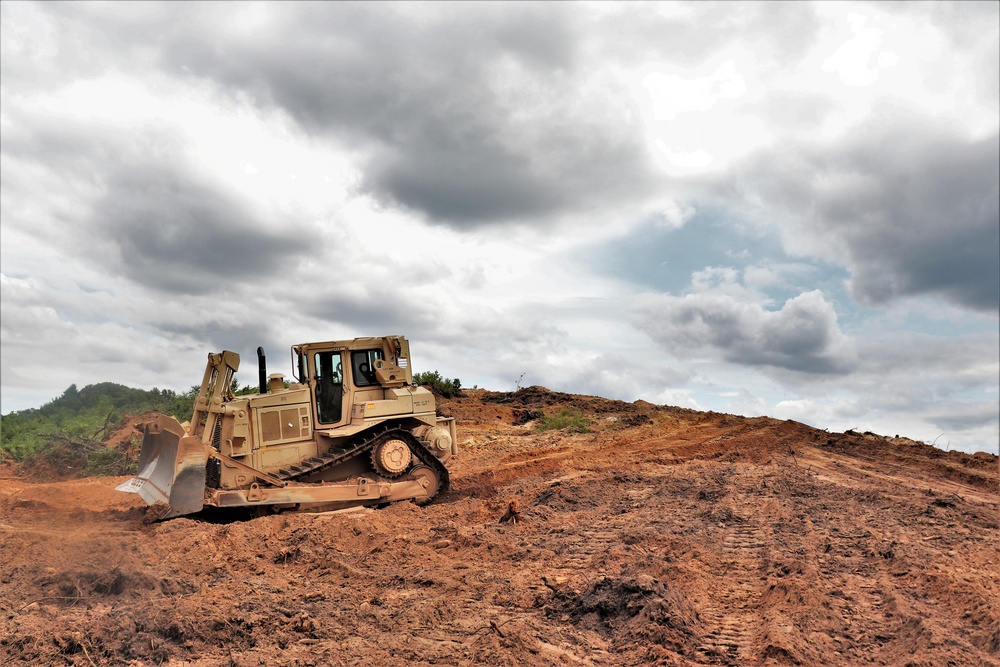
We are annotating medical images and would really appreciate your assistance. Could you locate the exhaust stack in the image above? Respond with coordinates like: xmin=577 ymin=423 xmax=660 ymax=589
xmin=257 ymin=346 xmax=267 ymax=394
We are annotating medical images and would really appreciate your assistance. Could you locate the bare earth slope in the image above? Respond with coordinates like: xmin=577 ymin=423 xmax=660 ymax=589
xmin=2 ymin=388 xmax=997 ymax=666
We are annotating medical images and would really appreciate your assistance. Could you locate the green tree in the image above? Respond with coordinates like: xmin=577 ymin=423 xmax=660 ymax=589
xmin=0 ymin=382 xmax=200 ymax=462
xmin=413 ymin=371 xmax=462 ymax=398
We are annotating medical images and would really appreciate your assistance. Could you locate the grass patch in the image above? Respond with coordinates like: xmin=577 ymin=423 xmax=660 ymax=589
xmin=537 ymin=409 xmax=591 ymax=433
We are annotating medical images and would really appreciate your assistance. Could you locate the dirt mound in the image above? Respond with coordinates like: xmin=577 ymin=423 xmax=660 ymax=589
xmin=104 ymin=411 xmax=159 ymax=452
xmin=2 ymin=391 xmax=997 ymax=666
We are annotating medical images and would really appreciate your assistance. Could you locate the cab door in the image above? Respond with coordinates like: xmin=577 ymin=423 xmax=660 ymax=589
xmin=312 ymin=350 xmax=346 ymax=426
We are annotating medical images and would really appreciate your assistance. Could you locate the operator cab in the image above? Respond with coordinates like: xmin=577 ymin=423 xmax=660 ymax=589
xmin=292 ymin=336 xmax=412 ymax=427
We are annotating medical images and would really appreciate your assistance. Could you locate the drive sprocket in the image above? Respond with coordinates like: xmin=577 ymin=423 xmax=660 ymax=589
xmin=371 ymin=436 xmax=413 ymax=478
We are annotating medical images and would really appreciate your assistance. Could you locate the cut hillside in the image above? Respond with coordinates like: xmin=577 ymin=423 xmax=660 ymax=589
xmin=1 ymin=387 xmax=997 ymax=667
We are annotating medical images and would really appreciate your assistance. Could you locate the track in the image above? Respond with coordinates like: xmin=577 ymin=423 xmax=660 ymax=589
xmin=274 ymin=425 xmax=451 ymax=500
xmin=691 ymin=468 xmax=770 ymax=666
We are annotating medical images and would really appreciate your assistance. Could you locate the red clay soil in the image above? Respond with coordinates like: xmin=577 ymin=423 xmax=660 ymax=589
xmin=1 ymin=388 xmax=997 ymax=666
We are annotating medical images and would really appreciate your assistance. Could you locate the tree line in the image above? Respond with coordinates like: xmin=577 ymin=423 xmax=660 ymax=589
xmin=1 ymin=382 xmax=200 ymax=461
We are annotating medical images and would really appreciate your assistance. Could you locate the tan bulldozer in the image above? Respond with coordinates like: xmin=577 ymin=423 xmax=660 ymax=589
xmin=117 ymin=335 xmax=456 ymax=519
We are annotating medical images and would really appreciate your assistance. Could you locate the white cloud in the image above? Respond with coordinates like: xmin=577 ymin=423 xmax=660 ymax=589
xmin=822 ymin=12 xmax=893 ymax=86
xmin=772 ymin=399 xmax=820 ymax=423
xmin=642 ymin=59 xmax=747 ymax=121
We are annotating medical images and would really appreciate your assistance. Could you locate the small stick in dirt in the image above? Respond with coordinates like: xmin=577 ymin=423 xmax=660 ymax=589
xmin=489 ymin=620 xmax=506 ymax=638
xmin=16 ymin=596 xmax=85 ymax=612
xmin=498 ymin=498 xmax=522 ymax=524
xmin=786 ymin=445 xmax=798 ymax=466
xmin=80 ymin=641 xmax=97 ymax=667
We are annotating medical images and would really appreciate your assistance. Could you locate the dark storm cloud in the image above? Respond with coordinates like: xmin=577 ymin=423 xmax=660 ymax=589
xmin=1 ymin=99 xmax=308 ymax=296
xmin=169 ymin=4 xmax=655 ymax=226
xmin=731 ymin=118 xmax=1000 ymax=312
xmin=93 ymin=165 xmax=309 ymax=295
xmin=636 ymin=290 xmax=857 ymax=374
xmin=33 ymin=2 xmax=656 ymax=228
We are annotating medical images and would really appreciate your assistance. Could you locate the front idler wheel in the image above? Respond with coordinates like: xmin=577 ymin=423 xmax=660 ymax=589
xmin=408 ymin=465 xmax=441 ymax=506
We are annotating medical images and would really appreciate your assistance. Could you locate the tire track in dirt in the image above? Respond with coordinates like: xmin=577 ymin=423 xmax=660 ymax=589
xmin=690 ymin=468 xmax=771 ymax=666
xmin=800 ymin=444 xmax=997 ymax=502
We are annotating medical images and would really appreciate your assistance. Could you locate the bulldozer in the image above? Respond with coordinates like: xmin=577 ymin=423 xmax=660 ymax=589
xmin=117 ymin=335 xmax=456 ymax=519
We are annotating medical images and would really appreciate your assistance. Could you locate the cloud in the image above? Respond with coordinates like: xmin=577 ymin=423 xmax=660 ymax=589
xmin=855 ymin=329 xmax=1000 ymax=391
xmin=761 ymin=320 xmax=999 ymax=448
xmin=635 ymin=278 xmax=857 ymax=375
xmin=755 ymin=90 xmax=837 ymax=130
xmin=730 ymin=115 xmax=999 ymax=311
xmin=1 ymin=107 xmax=311 ymax=296
xmin=542 ymin=351 xmax=693 ymax=402
xmin=598 ymin=2 xmax=821 ymax=69
xmin=92 ymin=164 xmax=310 ymax=295
xmin=112 ymin=3 xmax=657 ymax=228
xmin=925 ymin=400 xmax=1000 ymax=434
xmin=0 ymin=270 xmax=210 ymax=407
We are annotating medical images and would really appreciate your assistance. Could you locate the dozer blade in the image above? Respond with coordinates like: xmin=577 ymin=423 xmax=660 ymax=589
xmin=116 ymin=413 xmax=208 ymax=518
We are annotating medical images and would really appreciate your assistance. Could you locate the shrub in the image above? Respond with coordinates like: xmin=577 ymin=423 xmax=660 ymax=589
xmin=536 ymin=409 xmax=591 ymax=433
xmin=413 ymin=371 xmax=462 ymax=398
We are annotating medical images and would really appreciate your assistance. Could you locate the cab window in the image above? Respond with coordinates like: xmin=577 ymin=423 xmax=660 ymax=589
xmin=352 ymin=349 xmax=383 ymax=387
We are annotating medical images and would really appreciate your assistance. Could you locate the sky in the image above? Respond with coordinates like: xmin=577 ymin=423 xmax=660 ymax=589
xmin=1 ymin=1 xmax=997 ymax=454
